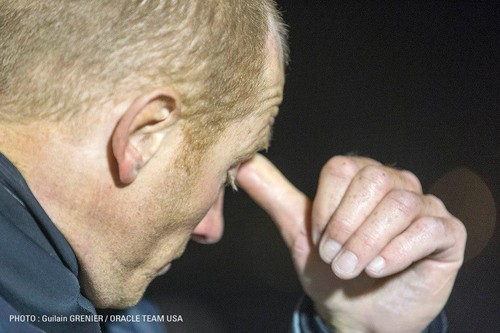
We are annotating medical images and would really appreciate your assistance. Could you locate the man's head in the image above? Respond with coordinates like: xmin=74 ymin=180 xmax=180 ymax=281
xmin=0 ymin=0 xmax=286 ymax=139
xmin=0 ymin=0 xmax=287 ymax=308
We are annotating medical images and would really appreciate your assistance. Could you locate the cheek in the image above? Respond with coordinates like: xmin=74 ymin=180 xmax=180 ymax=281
xmin=155 ymin=146 xmax=229 ymax=237
xmin=165 ymin=175 xmax=223 ymax=232
xmin=188 ymin=182 xmax=224 ymax=221
xmin=140 ymin=180 xmax=223 ymax=257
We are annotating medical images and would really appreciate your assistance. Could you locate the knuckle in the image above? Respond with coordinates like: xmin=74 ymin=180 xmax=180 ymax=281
xmin=415 ymin=216 xmax=445 ymax=236
xmin=396 ymin=236 xmax=413 ymax=257
xmin=451 ymin=217 xmax=468 ymax=249
xmin=327 ymin=215 xmax=353 ymax=239
xmin=322 ymin=156 xmax=359 ymax=180
xmin=425 ymin=194 xmax=447 ymax=212
xmin=354 ymin=230 xmax=379 ymax=251
xmin=358 ymin=165 xmax=392 ymax=191
xmin=386 ymin=190 xmax=420 ymax=216
xmin=401 ymin=170 xmax=423 ymax=192
xmin=386 ymin=238 xmax=410 ymax=263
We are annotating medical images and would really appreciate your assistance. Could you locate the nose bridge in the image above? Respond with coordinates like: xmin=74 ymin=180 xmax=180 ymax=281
xmin=191 ymin=190 xmax=225 ymax=244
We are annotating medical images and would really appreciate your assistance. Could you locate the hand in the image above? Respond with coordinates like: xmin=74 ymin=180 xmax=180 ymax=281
xmin=237 ymin=154 xmax=466 ymax=333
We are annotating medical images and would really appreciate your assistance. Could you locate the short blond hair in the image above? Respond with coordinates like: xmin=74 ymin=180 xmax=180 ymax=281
xmin=0 ymin=0 xmax=287 ymax=138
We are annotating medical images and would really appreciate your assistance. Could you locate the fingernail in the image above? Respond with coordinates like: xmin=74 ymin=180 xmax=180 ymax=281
xmin=367 ymin=256 xmax=385 ymax=274
xmin=320 ymin=240 xmax=341 ymax=263
xmin=333 ymin=250 xmax=358 ymax=275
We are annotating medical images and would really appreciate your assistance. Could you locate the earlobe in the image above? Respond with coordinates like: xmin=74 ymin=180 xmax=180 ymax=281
xmin=112 ymin=88 xmax=182 ymax=185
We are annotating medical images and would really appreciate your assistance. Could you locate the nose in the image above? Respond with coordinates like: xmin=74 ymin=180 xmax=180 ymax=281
xmin=191 ymin=190 xmax=225 ymax=244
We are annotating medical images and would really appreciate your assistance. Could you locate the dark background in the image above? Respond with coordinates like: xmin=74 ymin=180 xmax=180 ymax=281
xmin=146 ymin=1 xmax=499 ymax=332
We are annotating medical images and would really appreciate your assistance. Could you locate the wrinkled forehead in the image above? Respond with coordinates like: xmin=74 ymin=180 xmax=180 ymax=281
xmin=261 ymin=36 xmax=285 ymax=108
xmin=267 ymin=8 xmax=289 ymax=67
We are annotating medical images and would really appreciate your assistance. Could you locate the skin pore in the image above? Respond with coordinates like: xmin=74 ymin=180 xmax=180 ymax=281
xmin=0 ymin=31 xmax=284 ymax=308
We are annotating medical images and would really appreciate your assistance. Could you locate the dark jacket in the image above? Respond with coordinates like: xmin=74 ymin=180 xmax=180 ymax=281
xmin=0 ymin=153 xmax=164 ymax=333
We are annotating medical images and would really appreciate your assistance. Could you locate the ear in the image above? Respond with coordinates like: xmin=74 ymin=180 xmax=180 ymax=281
xmin=112 ymin=87 xmax=182 ymax=185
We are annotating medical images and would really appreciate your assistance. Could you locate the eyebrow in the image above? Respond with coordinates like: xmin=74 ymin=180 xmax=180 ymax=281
xmin=234 ymin=125 xmax=274 ymax=168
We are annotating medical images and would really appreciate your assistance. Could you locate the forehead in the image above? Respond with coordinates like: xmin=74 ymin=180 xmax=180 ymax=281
xmin=252 ymin=33 xmax=284 ymax=126
xmin=265 ymin=31 xmax=286 ymax=91
xmin=227 ymin=33 xmax=285 ymax=157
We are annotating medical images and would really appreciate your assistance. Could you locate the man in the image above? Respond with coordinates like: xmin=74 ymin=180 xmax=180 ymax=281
xmin=0 ymin=1 xmax=466 ymax=332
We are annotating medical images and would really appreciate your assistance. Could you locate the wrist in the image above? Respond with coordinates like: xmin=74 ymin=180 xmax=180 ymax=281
xmin=312 ymin=301 xmax=447 ymax=333
xmin=313 ymin=303 xmax=368 ymax=333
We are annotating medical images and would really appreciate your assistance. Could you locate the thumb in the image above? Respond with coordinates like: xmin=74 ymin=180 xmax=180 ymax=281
xmin=236 ymin=154 xmax=312 ymax=251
